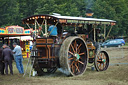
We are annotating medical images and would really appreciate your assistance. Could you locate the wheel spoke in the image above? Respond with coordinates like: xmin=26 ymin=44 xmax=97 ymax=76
xmin=72 ymin=65 xmax=75 ymax=73
xmin=76 ymin=45 xmax=77 ymax=53
xmin=68 ymin=51 xmax=75 ymax=56
xmin=74 ymin=40 xmax=77 ymax=49
xmin=97 ymin=62 xmax=100 ymax=67
xmin=97 ymin=60 xmax=102 ymax=62
xmin=71 ymin=44 xmax=76 ymax=53
xmin=103 ymin=63 xmax=105 ymax=69
xmin=70 ymin=61 xmax=75 ymax=67
xmin=68 ymin=58 xmax=74 ymax=60
xmin=78 ymin=48 xmax=81 ymax=54
xmin=78 ymin=60 xmax=84 ymax=65
xmin=101 ymin=63 xmax=103 ymax=70
xmin=77 ymin=43 xmax=82 ymax=51
xmin=79 ymin=52 xmax=85 ymax=56
xmin=99 ymin=63 xmax=101 ymax=69
xmin=103 ymin=54 xmax=107 ymax=63
xmin=78 ymin=61 xmax=80 ymax=69
xmin=103 ymin=54 xmax=106 ymax=59
xmin=75 ymin=62 xmax=80 ymax=72
xmin=74 ymin=40 xmax=77 ymax=53
xmin=77 ymin=43 xmax=82 ymax=54
xmin=71 ymin=65 xmax=74 ymax=73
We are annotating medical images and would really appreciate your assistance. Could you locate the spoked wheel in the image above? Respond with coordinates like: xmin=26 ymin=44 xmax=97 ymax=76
xmin=94 ymin=51 xmax=109 ymax=71
xmin=59 ymin=37 xmax=88 ymax=76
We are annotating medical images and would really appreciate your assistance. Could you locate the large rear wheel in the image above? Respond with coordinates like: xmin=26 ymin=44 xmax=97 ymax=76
xmin=59 ymin=37 xmax=88 ymax=76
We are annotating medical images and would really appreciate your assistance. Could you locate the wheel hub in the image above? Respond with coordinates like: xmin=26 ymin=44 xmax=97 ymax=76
xmin=74 ymin=53 xmax=80 ymax=61
xmin=97 ymin=59 xmax=106 ymax=63
xmin=102 ymin=59 xmax=106 ymax=63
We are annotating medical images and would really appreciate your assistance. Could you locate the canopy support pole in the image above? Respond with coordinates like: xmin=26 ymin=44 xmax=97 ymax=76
xmin=26 ymin=23 xmax=31 ymax=29
xmin=93 ymin=25 xmax=96 ymax=42
xmin=75 ymin=24 xmax=77 ymax=33
xmin=105 ymin=25 xmax=113 ymax=40
xmin=35 ymin=19 xmax=44 ymax=35
xmin=45 ymin=19 xmax=48 ymax=37
xmin=104 ymin=25 xmax=106 ymax=39
xmin=35 ymin=19 xmax=40 ymax=27
xmin=61 ymin=25 xmax=64 ymax=38
xmin=35 ymin=19 xmax=44 ymax=27
xmin=35 ymin=19 xmax=37 ymax=39
xmin=41 ymin=20 xmax=45 ymax=27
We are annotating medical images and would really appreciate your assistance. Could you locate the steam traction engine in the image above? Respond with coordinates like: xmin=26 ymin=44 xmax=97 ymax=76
xmin=22 ymin=14 xmax=116 ymax=76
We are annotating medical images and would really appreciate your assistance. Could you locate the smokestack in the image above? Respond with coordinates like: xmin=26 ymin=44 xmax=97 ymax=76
xmin=86 ymin=9 xmax=94 ymax=18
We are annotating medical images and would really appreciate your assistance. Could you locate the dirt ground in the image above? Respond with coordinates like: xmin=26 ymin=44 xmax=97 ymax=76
xmin=0 ymin=46 xmax=128 ymax=85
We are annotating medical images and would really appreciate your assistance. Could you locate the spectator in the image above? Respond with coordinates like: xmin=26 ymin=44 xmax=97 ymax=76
xmin=0 ymin=47 xmax=4 ymax=75
xmin=2 ymin=44 xmax=13 ymax=75
xmin=13 ymin=43 xmax=24 ymax=74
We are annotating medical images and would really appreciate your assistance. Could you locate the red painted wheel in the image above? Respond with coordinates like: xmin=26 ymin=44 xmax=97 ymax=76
xmin=59 ymin=37 xmax=88 ymax=76
xmin=94 ymin=51 xmax=109 ymax=71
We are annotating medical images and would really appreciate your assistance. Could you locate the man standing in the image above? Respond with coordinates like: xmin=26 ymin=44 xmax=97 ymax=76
xmin=0 ymin=47 xmax=4 ymax=75
xmin=13 ymin=43 xmax=24 ymax=74
xmin=2 ymin=44 xmax=13 ymax=75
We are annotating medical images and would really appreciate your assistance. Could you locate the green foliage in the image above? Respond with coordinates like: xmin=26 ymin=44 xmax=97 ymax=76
xmin=92 ymin=0 xmax=128 ymax=36
xmin=0 ymin=0 xmax=128 ymax=36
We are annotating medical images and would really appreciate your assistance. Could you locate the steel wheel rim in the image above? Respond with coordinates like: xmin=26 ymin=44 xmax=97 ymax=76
xmin=68 ymin=39 xmax=87 ymax=75
xmin=95 ymin=51 xmax=109 ymax=71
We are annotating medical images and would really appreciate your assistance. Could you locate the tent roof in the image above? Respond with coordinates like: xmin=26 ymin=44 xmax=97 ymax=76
xmin=22 ymin=14 xmax=116 ymax=25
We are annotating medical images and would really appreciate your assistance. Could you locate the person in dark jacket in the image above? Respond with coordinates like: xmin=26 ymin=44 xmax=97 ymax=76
xmin=0 ymin=48 xmax=4 ymax=75
xmin=2 ymin=44 xmax=14 ymax=75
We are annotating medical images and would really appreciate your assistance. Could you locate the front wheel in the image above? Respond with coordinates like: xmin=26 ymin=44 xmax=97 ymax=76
xmin=94 ymin=51 xmax=109 ymax=71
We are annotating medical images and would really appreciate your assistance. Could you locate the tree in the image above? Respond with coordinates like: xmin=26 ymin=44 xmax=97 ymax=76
xmin=0 ymin=0 xmax=128 ymax=37
xmin=0 ymin=0 xmax=19 ymax=27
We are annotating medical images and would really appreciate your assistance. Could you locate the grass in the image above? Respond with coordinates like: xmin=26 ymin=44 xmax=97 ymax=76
xmin=0 ymin=64 xmax=128 ymax=85
xmin=124 ymin=42 xmax=128 ymax=46
xmin=0 ymin=47 xmax=128 ymax=85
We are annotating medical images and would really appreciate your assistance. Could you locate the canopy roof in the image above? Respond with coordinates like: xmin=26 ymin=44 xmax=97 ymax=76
xmin=22 ymin=14 xmax=116 ymax=26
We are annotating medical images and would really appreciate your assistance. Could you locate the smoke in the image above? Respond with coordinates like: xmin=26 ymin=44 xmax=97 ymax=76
xmin=85 ymin=0 xmax=94 ymax=9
